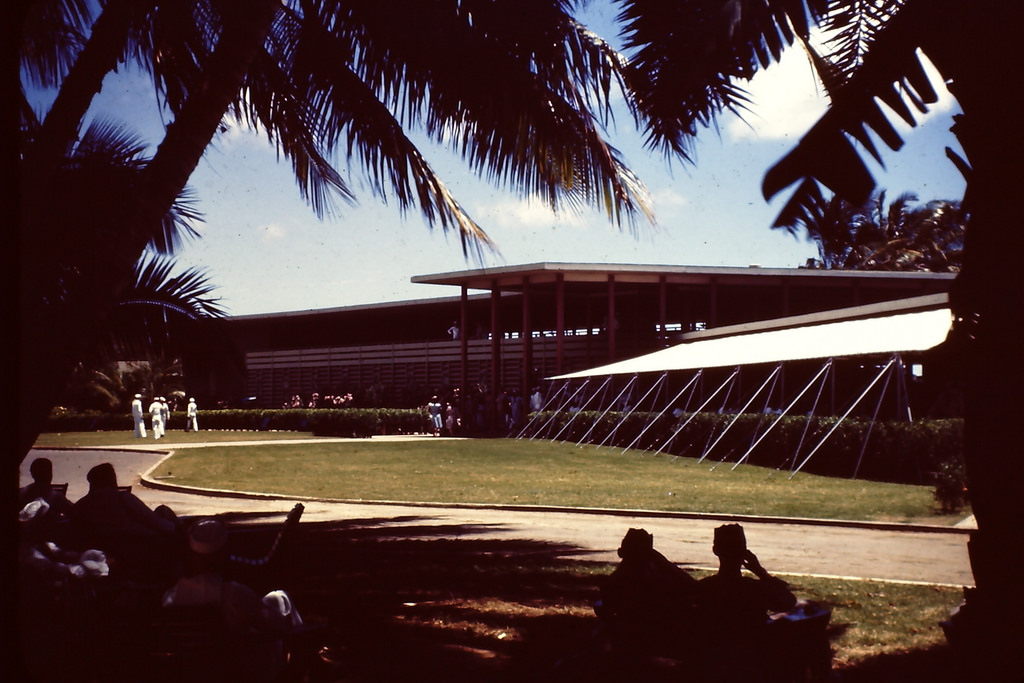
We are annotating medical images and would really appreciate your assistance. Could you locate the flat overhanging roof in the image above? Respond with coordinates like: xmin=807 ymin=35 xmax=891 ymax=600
xmin=551 ymin=295 xmax=953 ymax=379
xmin=411 ymin=262 xmax=956 ymax=292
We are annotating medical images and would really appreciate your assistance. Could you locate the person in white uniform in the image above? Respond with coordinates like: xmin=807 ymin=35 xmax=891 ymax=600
xmin=131 ymin=393 xmax=147 ymax=437
xmin=149 ymin=397 xmax=165 ymax=439
xmin=186 ymin=397 xmax=199 ymax=432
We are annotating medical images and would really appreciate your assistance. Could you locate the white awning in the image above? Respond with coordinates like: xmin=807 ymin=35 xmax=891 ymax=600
xmin=550 ymin=307 xmax=953 ymax=379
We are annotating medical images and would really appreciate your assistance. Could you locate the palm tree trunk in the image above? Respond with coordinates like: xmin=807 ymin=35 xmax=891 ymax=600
xmin=16 ymin=0 xmax=282 ymax=459
xmin=137 ymin=0 xmax=282 ymax=238
xmin=24 ymin=0 xmax=147 ymax=187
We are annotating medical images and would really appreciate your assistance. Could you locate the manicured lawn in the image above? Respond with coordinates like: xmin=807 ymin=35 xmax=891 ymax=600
xmin=36 ymin=431 xmax=966 ymax=525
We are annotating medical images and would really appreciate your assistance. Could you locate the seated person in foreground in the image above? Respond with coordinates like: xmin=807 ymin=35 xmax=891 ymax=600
xmin=19 ymin=497 xmax=110 ymax=593
xmin=162 ymin=518 xmax=303 ymax=681
xmin=696 ymin=524 xmax=798 ymax=681
xmin=71 ymin=462 xmax=182 ymax=577
xmin=19 ymin=457 xmax=74 ymax=522
xmin=597 ymin=528 xmax=700 ymax=655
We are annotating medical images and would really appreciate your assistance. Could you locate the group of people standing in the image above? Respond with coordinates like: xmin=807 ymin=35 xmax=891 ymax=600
xmin=131 ymin=393 xmax=199 ymax=438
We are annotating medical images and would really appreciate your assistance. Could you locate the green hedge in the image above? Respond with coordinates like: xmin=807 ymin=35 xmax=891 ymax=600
xmin=526 ymin=410 xmax=964 ymax=487
xmin=43 ymin=407 xmax=430 ymax=439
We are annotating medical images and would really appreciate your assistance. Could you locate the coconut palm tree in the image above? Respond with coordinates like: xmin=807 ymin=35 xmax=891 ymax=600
xmin=798 ymin=191 xmax=966 ymax=271
xmin=16 ymin=0 xmax=655 ymax=459
xmin=613 ymin=0 xmax=1022 ymax=672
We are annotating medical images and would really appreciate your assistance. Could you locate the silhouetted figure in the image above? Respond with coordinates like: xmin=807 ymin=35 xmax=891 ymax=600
xmin=19 ymin=457 xmax=74 ymax=524
xmin=18 ymin=497 xmax=112 ymax=681
xmin=696 ymin=524 xmax=797 ymax=682
xmin=597 ymin=528 xmax=699 ymax=660
xmin=160 ymin=518 xmax=303 ymax=682
xmin=19 ymin=497 xmax=109 ymax=589
xmin=71 ymin=462 xmax=182 ymax=578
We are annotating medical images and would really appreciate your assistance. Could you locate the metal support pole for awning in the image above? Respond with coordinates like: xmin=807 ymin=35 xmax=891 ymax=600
xmin=622 ymin=371 xmax=700 ymax=455
xmin=851 ymin=354 xmax=901 ymax=479
xmin=655 ymin=366 xmax=741 ymax=458
xmin=529 ymin=379 xmax=587 ymax=440
xmin=789 ymin=355 xmax=898 ymax=479
xmin=733 ymin=359 xmax=833 ymax=471
xmin=517 ymin=380 xmax=568 ymax=439
xmin=552 ymin=375 xmax=613 ymax=442
xmin=599 ymin=372 xmax=668 ymax=448
xmin=577 ymin=375 xmax=638 ymax=446
xmin=706 ymin=363 xmax=783 ymax=468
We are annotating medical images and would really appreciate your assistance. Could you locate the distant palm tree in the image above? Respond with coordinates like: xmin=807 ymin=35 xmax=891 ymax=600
xmin=798 ymin=191 xmax=966 ymax=271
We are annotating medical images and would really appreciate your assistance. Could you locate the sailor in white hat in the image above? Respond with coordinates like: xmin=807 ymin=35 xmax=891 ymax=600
xmin=131 ymin=393 xmax=147 ymax=438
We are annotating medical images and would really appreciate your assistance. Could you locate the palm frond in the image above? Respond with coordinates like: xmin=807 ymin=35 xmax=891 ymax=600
xmin=19 ymin=0 xmax=95 ymax=90
xmin=615 ymin=0 xmax=829 ymax=159
xmin=124 ymin=252 xmax=226 ymax=319
xmin=818 ymin=0 xmax=906 ymax=84
xmin=763 ymin=0 xmax=946 ymax=228
xmin=247 ymin=0 xmax=654 ymax=254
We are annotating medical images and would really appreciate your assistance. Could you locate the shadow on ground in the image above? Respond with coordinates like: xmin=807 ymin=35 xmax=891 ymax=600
xmin=18 ymin=515 xmax=965 ymax=682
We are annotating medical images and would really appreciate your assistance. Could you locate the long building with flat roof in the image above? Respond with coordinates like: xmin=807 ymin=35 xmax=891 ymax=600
xmin=210 ymin=263 xmax=954 ymax=415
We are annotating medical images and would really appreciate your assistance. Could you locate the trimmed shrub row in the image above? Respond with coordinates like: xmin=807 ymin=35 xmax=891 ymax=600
xmin=526 ymin=410 xmax=965 ymax=486
xmin=43 ymin=407 xmax=432 ymax=438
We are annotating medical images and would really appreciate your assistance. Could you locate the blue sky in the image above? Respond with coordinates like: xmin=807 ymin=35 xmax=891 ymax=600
xmin=80 ymin=8 xmax=967 ymax=316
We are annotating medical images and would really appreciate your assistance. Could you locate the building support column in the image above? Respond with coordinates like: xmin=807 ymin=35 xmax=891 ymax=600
xmin=490 ymin=282 xmax=501 ymax=431
xmin=556 ymin=273 xmax=565 ymax=375
xmin=607 ymin=274 xmax=617 ymax=362
xmin=658 ymin=275 xmax=667 ymax=346
xmin=709 ymin=276 xmax=719 ymax=329
xmin=522 ymin=276 xmax=533 ymax=400
xmin=460 ymin=284 xmax=468 ymax=410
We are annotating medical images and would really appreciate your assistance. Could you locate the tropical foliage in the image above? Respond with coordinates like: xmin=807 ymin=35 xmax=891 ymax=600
xmin=797 ymin=191 xmax=967 ymax=271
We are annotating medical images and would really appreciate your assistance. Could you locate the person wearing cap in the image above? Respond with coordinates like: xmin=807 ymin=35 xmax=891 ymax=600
xmin=597 ymin=528 xmax=700 ymax=659
xmin=160 ymin=395 xmax=171 ymax=431
xmin=162 ymin=518 xmax=302 ymax=680
xmin=131 ymin=393 xmax=147 ymax=437
xmin=695 ymin=524 xmax=797 ymax=680
xmin=149 ymin=395 xmax=165 ymax=439
xmin=427 ymin=395 xmax=443 ymax=436
xmin=185 ymin=397 xmax=199 ymax=432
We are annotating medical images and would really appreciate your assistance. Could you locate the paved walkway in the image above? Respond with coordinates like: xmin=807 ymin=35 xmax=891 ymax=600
xmin=25 ymin=437 xmax=975 ymax=587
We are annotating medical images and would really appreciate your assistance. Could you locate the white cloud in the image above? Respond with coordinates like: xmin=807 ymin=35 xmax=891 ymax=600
xmin=474 ymin=197 xmax=588 ymax=231
xmin=725 ymin=47 xmax=827 ymax=142
xmin=650 ymin=187 xmax=691 ymax=209
xmin=726 ymin=42 xmax=959 ymax=144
